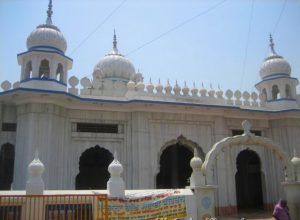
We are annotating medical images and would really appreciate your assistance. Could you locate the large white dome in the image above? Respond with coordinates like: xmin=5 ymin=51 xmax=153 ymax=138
xmin=93 ymin=33 xmax=136 ymax=82
xmin=27 ymin=24 xmax=67 ymax=53
xmin=93 ymin=53 xmax=136 ymax=82
xmin=26 ymin=0 xmax=67 ymax=53
xmin=259 ymin=36 xmax=291 ymax=79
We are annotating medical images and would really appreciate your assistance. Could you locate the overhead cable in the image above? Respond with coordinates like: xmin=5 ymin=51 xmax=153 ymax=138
xmin=126 ymin=0 xmax=228 ymax=56
xmin=239 ymin=0 xmax=254 ymax=91
xmin=69 ymin=0 xmax=128 ymax=56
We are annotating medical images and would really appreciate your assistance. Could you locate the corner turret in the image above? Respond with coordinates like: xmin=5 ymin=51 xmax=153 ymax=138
xmin=255 ymin=35 xmax=299 ymax=110
xmin=17 ymin=0 xmax=73 ymax=92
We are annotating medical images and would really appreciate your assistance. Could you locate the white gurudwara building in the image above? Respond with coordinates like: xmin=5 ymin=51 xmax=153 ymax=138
xmin=1 ymin=0 xmax=300 ymax=216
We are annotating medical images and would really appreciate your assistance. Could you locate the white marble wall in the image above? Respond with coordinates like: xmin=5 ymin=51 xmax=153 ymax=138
xmin=8 ymin=102 xmax=299 ymax=210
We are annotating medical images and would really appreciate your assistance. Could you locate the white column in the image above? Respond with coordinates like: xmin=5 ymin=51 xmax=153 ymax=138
xmin=32 ymin=57 xmax=39 ymax=78
xmin=49 ymin=60 xmax=56 ymax=79
xmin=279 ymin=83 xmax=285 ymax=99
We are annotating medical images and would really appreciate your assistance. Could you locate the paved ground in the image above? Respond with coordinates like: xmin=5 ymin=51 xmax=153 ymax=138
xmin=217 ymin=211 xmax=274 ymax=220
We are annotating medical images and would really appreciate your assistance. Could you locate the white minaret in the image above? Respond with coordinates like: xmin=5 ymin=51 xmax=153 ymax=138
xmin=17 ymin=0 xmax=73 ymax=91
xmin=255 ymin=34 xmax=299 ymax=110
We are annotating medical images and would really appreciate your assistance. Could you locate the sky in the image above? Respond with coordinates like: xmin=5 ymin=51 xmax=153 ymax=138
xmin=0 ymin=0 xmax=300 ymax=93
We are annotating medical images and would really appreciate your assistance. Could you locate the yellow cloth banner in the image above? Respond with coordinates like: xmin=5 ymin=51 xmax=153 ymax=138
xmin=98 ymin=190 xmax=187 ymax=220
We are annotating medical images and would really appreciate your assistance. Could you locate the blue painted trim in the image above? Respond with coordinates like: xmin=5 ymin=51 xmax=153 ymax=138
xmin=255 ymin=76 xmax=298 ymax=87
xmin=263 ymin=73 xmax=290 ymax=80
xmin=28 ymin=45 xmax=64 ymax=54
xmin=20 ymin=78 xmax=67 ymax=86
xmin=17 ymin=50 xmax=73 ymax=62
xmin=267 ymin=98 xmax=296 ymax=102
xmin=0 ymin=87 xmax=299 ymax=114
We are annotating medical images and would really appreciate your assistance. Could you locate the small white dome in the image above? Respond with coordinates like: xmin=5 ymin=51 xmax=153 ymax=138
xmin=26 ymin=1 xmax=67 ymax=53
xmin=108 ymin=152 xmax=123 ymax=177
xmin=291 ymin=156 xmax=300 ymax=167
xmin=28 ymin=151 xmax=45 ymax=176
xmin=136 ymin=81 xmax=145 ymax=91
xmin=260 ymin=55 xmax=291 ymax=79
xmin=127 ymin=80 xmax=136 ymax=90
xmin=259 ymin=35 xmax=291 ymax=79
xmin=93 ymin=32 xmax=136 ymax=82
xmin=146 ymin=79 xmax=154 ymax=92
xmin=93 ymin=54 xmax=135 ymax=82
xmin=27 ymin=24 xmax=67 ymax=53
xmin=190 ymin=148 xmax=202 ymax=171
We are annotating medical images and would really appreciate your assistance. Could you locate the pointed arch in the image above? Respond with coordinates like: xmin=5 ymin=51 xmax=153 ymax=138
xmin=56 ymin=63 xmax=64 ymax=82
xmin=39 ymin=59 xmax=50 ymax=78
xmin=75 ymin=145 xmax=113 ymax=189
xmin=285 ymin=84 xmax=292 ymax=98
xmin=272 ymin=85 xmax=280 ymax=100
xmin=158 ymin=135 xmax=205 ymax=161
xmin=156 ymin=135 xmax=205 ymax=189
xmin=24 ymin=61 xmax=32 ymax=80
xmin=261 ymin=88 xmax=267 ymax=101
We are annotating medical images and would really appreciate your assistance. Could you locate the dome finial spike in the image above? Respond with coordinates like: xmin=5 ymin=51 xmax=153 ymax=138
xmin=114 ymin=150 xmax=118 ymax=161
xmin=35 ymin=149 xmax=39 ymax=160
xmin=269 ymin=33 xmax=276 ymax=54
xmin=112 ymin=29 xmax=118 ymax=54
xmin=194 ymin=148 xmax=198 ymax=157
xmin=46 ymin=0 xmax=53 ymax=25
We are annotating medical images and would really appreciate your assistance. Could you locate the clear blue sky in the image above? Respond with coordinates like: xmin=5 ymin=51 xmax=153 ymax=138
xmin=1 ymin=0 xmax=300 ymax=93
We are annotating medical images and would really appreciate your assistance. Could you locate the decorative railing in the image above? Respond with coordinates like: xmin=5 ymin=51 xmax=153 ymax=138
xmin=0 ymin=194 xmax=108 ymax=220
xmin=0 ymin=77 xmax=267 ymax=108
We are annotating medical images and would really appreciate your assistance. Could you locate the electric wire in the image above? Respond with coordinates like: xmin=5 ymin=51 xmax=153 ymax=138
xmin=272 ymin=0 xmax=287 ymax=35
xmin=239 ymin=0 xmax=254 ymax=91
xmin=77 ymin=0 xmax=229 ymax=81
xmin=257 ymin=0 xmax=288 ymax=86
xmin=126 ymin=0 xmax=228 ymax=56
xmin=69 ymin=0 xmax=128 ymax=56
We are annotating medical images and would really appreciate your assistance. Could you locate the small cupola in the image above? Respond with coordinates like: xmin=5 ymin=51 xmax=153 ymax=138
xmin=17 ymin=0 xmax=73 ymax=92
xmin=92 ymin=31 xmax=141 ymax=83
xmin=255 ymin=35 xmax=299 ymax=109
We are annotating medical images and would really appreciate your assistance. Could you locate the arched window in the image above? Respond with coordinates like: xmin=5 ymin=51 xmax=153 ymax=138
xmin=39 ymin=59 xmax=50 ymax=78
xmin=272 ymin=85 xmax=280 ymax=100
xmin=24 ymin=61 xmax=32 ymax=80
xmin=56 ymin=63 xmax=64 ymax=82
xmin=262 ymin=88 xmax=267 ymax=101
xmin=285 ymin=84 xmax=292 ymax=98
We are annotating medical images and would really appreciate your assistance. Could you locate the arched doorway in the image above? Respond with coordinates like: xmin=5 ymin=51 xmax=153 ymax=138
xmin=76 ymin=145 xmax=113 ymax=190
xmin=0 ymin=143 xmax=15 ymax=190
xmin=235 ymin=149 xmax=263 ymax=210
xmin=156 ymin=144 xmax=193 ymax=189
